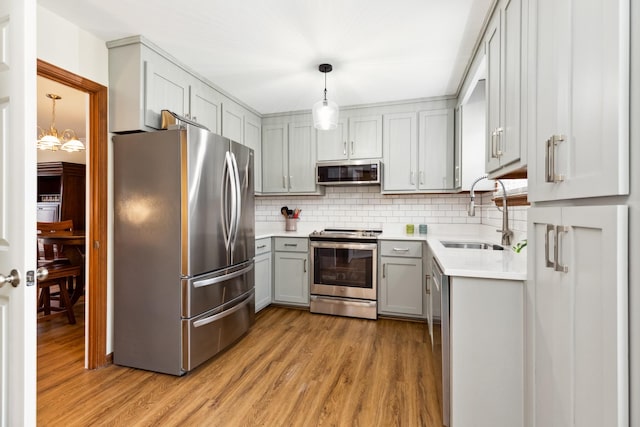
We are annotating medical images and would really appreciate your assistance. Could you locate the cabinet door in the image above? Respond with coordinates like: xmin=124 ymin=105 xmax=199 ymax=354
xmin=528 ymin=0 xmax=629 ymax=201
xmin=288 ymin=122 xmax=317 ymax=193
xmin=349 ymin=115 xmax=383 ymax=159
xmin=274 ymin=252 xmax=309 ymax=305
xmin=222 ymin=101 xmax=244 ymax=144
xmin=382 ymin=112 xmax=417 ymax=191
xmin=485 ymin=15 xmax=502 ymax=173
xmin=190 ymin=81 xmax=222 ymax=134
xmin=379 ymin=256 xmax=423 ymax=316
xmin=243 ymin=113 xmax=262 ymax=193
xmin=527 ymin=205 xmax=628 ymax=427
xmin=316 ymin=120 xmax=348 ymax=161
xmin=500 ymin=0 xmax=523 ymax=167
xmin=418 ymin=109 xmax=454 ymax=190
xmin=261 ymin=124 xmax=288 ymax=193
xmin=453 ymin=106 xmax=462 ymax=189
xmin=255 ymin=252 xmax=272 ymax=312
xmin=144 ymin=58 xmax=189 ymax=130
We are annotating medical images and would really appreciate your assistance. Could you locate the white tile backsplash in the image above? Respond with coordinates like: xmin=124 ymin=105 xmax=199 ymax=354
xmin=256 ymin=186 xmax=528 ymax=233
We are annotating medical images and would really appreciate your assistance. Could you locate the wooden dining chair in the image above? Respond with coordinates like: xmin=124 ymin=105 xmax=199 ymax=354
xmin=37 ymin=219 xmax=74 ymax=266
xmin=37 ymin=220 xmax=80 ymax=324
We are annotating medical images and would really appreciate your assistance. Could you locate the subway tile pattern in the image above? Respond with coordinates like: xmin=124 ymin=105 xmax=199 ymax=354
xmin=256 ymin=186 xmax=528 ymax=232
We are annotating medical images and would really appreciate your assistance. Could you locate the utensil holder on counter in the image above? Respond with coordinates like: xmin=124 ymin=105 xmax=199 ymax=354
xmin=285 ymin=218 xmax=297 ymax=231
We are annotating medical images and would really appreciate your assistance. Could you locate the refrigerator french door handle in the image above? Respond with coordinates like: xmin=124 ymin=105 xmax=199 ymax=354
xmin=225 ymin=151 xmax=238 ymax=250
xmin=229 ymin=152 xmax=242 ymax=248
xmin=221 ymin=152 xmax=232 ymax=249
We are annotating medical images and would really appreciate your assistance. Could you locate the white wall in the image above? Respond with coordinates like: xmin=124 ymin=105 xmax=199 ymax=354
xmin=37 ymin=5 xmax=114 ymax=355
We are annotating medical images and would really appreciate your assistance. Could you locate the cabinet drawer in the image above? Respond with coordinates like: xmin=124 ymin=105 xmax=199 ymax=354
xmin=380 ymin=240 xmax=422 ymax=258
xmin=274 ymin=237 xmax=308 ymax=252
xmin=255 ymin=238 xmax=271 ymax=255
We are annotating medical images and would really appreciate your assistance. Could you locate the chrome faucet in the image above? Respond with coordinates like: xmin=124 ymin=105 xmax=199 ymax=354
xmin=468 ymin=174 xmax=513 ymax=246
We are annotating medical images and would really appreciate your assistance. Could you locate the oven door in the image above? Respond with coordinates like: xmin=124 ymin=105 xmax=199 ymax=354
xmin=310 ymin=240 xmax=377 ymax=300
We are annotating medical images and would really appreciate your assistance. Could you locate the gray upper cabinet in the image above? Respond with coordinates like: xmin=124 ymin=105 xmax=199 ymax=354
xmin=527 ymin=0 xmax=629 ymax=201
xmin=222 ymin=101 xmax=244 ymax=144
xmin=262 ymin=119 xmax=320 ymax=195
xmin=316 ymin=115 xmax=382 ymax=161
xmin=484 ymin=0 xmax=526 ymax=177
xmin=108 ymin=37 xmax=260 ymax=141
xmin=190 ymin=79 xmax=222 ymax=134
xmin=382 ymin=108 xmax=454 ymax=193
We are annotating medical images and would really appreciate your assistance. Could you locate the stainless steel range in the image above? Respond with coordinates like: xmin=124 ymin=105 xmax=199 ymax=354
xmin=309 ymin=228 xmax=381 ymax=320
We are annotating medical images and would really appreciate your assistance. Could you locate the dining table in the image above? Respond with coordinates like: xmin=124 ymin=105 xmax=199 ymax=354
xmin=37 ymin=229 xmax=86 ymax=305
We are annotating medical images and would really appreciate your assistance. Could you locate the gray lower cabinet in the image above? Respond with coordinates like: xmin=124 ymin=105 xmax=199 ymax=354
xmin=378 ymin=240 xmax=424 ymax=318
xmin=254 ymin=238 xmax=272 ymax=312
xmin=273 ymin=237 xmax=309 ymax=306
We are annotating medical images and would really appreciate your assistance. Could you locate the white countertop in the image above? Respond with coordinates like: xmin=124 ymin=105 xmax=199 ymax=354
xmin=255 ymin=222 xmax=527 ymax=281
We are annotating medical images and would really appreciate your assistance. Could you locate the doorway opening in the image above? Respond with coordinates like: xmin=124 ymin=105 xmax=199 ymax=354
xmin=37 ymin=59 xmax=108 ymax=369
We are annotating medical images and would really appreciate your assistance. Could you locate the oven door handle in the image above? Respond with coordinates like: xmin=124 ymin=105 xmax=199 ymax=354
xmin=310 ymin=241 xmax=378 ymax=250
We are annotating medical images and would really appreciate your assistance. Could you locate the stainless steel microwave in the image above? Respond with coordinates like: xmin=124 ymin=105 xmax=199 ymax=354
xmin=316 ymin=160 xmax=381 ymax=185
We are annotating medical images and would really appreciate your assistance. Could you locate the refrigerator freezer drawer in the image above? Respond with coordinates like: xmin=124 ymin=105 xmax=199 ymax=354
xmin=182 ymin=260 xmax=254 ymax=318
xmin=181 ymin=290 xmax=255 ymax=372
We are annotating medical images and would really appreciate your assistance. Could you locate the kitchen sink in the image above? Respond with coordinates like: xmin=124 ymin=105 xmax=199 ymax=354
xmin=440 ymin=240 xmax=504 ymax=250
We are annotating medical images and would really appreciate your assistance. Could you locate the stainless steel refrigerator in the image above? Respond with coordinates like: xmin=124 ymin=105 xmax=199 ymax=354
xmin=113 ymin=113 xmax=255 ymax=376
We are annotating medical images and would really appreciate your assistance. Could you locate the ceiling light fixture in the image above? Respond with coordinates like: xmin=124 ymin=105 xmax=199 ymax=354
xmin=37 ymin=93 xmax=85 ymax=152
xmin=312 ymin=63 xmax=339 ymax=130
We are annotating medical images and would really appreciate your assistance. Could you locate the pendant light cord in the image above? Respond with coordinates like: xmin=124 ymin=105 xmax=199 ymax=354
xmin=323 ymin=72 xmax=328 ymax=101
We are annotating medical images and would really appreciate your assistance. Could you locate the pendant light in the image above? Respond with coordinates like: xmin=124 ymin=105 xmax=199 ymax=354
xmin=312 ymin=64 xmax=339 ymax=130
xmin=37 ymin=93 xmax=86 ymax=152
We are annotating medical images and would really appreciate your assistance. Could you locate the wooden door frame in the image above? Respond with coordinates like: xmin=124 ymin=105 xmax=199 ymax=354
xmin=37 ymin=59 xmax=108 ymax=369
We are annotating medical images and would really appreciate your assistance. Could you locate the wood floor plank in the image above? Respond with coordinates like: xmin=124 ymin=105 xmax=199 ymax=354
xmin=38 ymin=306 xmax=443 ymax=426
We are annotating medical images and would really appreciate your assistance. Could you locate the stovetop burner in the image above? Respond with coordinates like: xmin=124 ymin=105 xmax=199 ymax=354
xmin=309 ymin=228 xmax=382 ymax=241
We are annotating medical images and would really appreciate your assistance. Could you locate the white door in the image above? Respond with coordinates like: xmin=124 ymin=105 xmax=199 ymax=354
xmin=0 ymin=0 xmax=37 ymax=425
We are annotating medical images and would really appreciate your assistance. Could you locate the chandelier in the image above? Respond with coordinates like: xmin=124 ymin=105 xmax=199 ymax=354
xmin=312 ymin=64 xmax=339 ymax=130
xmin=37 ymin=93 xmax=85 ymax=152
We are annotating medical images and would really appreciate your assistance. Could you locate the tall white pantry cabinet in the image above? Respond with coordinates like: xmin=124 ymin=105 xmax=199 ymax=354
xmin=525 ymin=0 xmax=632 ymax=426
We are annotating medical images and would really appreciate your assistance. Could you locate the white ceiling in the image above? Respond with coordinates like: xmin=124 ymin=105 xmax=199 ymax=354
xmin=37 ymin=0 xmax=494 ymax=115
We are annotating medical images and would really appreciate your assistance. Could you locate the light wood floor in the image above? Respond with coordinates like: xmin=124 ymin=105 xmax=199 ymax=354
xmin=38 ymin=306 xmax=443 ymax=426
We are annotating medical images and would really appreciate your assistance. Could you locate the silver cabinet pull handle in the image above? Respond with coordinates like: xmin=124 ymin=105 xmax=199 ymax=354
xmin=495 ymin=127 xmax=503 ymax=157
xmin=383 ymin=263 xmax=386 ymax=278
xmin=545 ymin=134 xmax=565 ymax=183
xmin=284 ymin=243 xmax=298 ymax=247
xmin=282 ymin=175 xmax=286 ymax=189
xmin=289 ymin=175 xmax=292 ymax=189
xmin=343 ymin=141 xmax=347 ymax=156
xmin=303 ymin=259 xmax=307 ymax=273
xmin=491 ymin=129 xmax=497 ymax=158
xmin=257 ymin=244 xmax=266 ymax=249
xmin=351 ymin=141 xmax=354 ymax=155
xmin=410 ymin=171 xmax=415 ymax=185
xmin=554 ymin=225 xmax=569 ymax=273
xmin=393 ymin=248 xmax=410 ymax=252
xmin=425 ymin=274 xmax=431 ymax=295
xmin=545 ymin=224 xmax=555 ymax=269
xmin=419 ymin=171 xmax=424 ymax=185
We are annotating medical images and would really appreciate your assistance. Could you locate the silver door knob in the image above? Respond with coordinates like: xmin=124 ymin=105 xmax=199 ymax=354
xmin=0 ymin=269 xmax=20 ymax=288
xmin=36 ymin=267 xmax=49 ymax=281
